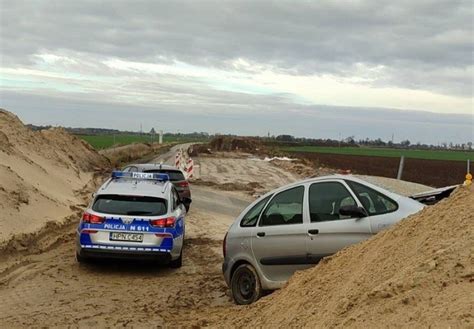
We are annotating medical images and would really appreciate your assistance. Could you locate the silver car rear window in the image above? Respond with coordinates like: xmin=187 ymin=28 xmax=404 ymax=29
xmin=346 ymin=180 xmax=398 ymax=215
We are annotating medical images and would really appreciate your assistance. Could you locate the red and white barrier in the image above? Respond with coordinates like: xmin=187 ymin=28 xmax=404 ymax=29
xmin=175 ymin=148 xmax=196 ymax=179
xmin=175 ymin=151 xmax=181 ymax=168
xmin=186 ymin=158 xmax=194 ymax=178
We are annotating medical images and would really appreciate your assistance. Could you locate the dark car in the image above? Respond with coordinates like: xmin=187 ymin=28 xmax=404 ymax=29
xmin=122 ymin=164 xmax=192 ymax=211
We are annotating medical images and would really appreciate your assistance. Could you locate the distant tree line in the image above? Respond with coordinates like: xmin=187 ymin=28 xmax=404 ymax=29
xmin=26 ymin=124 xmax=211 ymax=140
xmin=27 ymin=124 xmax=121 ymax=135
xmin=269 ymin=134 xmax=473 ymax=151
xmin=26 ymin=125 xmax=471 ymax=151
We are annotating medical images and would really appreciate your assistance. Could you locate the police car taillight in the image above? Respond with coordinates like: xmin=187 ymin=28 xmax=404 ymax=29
xmin=82 ymin=229 xmax=98 ymax=234
xmin=177 ymin=181 xmax=189 ymax=188
xmin=82 ymin=212 xmax=105 ymax=224
xmin=150 ymin=217 xmax=176 ymax=228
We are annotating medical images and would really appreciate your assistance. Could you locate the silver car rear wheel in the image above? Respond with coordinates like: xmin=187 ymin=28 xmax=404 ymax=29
xmin=231 ymin=264 xmax=262 ymax=305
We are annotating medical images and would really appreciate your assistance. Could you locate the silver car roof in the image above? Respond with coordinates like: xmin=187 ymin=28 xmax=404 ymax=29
xmin=96 ymin=177 xmax=171 ymax=198
xmin=123 ymin=163 xmax=181 ymax=171
xmin=256 ymin=174 xmax=404 ymax=201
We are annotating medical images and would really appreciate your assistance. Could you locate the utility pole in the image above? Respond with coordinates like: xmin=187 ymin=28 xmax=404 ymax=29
xmin=397 ymin=156 xmax=405 ymax=180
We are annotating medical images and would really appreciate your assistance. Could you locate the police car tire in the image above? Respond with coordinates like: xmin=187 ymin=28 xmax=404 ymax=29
xmin=76 ymin=252 xmax=88 ymax=263
xmin=169 ymin=249 xmax=183 ymax=268
xmin=231 ymin=264 xmax=262 ymax=305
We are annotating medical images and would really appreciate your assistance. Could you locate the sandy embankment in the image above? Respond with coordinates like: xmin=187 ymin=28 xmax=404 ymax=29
xmin=190 ymin=185 xmax=474 ymax=328
xmin=192 ymin=151 xmax=433 ymax=197
xmin=100 ymin=141 xmax=174 ymax=168
xmin=0 ymin=109 xmax=109 ymax=247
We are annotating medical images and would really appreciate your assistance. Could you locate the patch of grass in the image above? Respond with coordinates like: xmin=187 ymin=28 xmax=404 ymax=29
xmin=280 ymin=146 xmax=474 ymax=162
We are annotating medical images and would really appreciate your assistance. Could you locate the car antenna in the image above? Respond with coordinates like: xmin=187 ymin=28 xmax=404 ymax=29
xmin=101 ymin=177 xmax=114 ymax=190
xmin=161 ymin=180 xmax=170 ymax=193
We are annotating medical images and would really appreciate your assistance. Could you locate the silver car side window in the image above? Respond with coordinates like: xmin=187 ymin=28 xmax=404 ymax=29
xmin=346 ymin=180 xmax=398 ymax=215
xmin=259 ymin=186 xmax=304 ymax=226
xmin=240 ymin=195 xmax=272 ymax=227
xmin=309 ymin=182 xmax=357 ymax=222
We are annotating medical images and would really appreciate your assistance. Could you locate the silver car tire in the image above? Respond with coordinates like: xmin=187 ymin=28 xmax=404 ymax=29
xmin=231 ymin=264 xmax=262 ymax=305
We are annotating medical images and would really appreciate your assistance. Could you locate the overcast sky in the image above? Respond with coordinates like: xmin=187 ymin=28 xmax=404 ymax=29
xmin=1 ymin=0 xmax=472 ymax=144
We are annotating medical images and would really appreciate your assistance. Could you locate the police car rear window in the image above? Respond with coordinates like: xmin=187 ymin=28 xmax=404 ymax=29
xmin=144 ymin=170 xmax=185 ymax=182
xmin=92 ymin=195 xmax=167 ymax=216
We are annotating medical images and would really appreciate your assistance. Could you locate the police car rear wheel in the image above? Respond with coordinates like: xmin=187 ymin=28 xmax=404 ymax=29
xmin=169 ymin=249 xmax=183 ymax=268
xmin=231 ymin=264 xmax=262 ymax=305
xmin=75 ymin=252 xmax=88 ymax=263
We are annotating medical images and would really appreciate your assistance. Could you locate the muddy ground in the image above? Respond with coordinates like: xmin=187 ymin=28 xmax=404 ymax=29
xmin=0 ymin=145 xmax=436 ymax=328
xmin=289 ymin=151 xmax=469 ymax=187
xmin=0 ymin=208 xmax=236 ymax=328
xmin=0 ymin=145 xmax=249 ymax=328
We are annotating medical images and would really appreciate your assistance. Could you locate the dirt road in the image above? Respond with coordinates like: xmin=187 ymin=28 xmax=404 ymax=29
xmin=0 ymin=144 xmax=252 ymax=328
xmin=0 ymin=210 xmax=237 ymax=328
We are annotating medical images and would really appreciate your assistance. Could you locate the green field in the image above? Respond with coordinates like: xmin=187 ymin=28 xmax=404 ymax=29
xmin=280 ymin=146 xmax=474 ymax=162
xmin=78 ymin=134 xmax=206 ymax=149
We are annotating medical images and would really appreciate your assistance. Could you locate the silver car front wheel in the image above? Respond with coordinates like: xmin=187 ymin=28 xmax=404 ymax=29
xmin=231 ymin=263 xmax=262 ymax=305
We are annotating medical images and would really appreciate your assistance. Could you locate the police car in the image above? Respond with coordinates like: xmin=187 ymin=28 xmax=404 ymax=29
xmin=76 ymin=171 xmax=191 ymax=268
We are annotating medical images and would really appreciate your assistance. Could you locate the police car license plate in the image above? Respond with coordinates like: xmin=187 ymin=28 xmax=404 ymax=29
xmin=131 ymin=172 xmax=154 ymax=179
xmin=110 ymin=232 xmax=144 ymax=242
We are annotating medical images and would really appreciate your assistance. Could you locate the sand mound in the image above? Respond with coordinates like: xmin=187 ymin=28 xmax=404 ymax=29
xmin=0 ymin=109 xmax=108 ymax=246
xmin=100 ymin=142 xmax=172 ymax=167
xmin=213 ymin=186 xmax=473 ymax=328
xmin=208 ymin=136 xmax=264 ymax=152
xmin=41 ymin=128 xmax=108 ymax=171
xmin=271 ymin=158 xmax=335 ymax=179
xmin=192 ymin=178 xmax=263 ymax=194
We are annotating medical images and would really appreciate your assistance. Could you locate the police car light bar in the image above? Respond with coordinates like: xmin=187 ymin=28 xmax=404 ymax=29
xmin=111 ymin=171 xmax=169 ymax=182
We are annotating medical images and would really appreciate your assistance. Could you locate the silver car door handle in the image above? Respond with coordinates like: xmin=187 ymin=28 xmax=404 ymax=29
xmin=308 ymin=229 xmax=319 ymax=235
xmin=256 ymin=232 xmax=266 ymax=237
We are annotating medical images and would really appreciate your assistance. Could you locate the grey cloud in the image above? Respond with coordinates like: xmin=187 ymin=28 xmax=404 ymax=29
xmin=1 ymin=0 xmax=472 ymax=97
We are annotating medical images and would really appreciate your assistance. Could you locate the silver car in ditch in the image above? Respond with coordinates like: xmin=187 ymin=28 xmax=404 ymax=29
xmin=222 ymin=175 xmax=424 ymax=304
